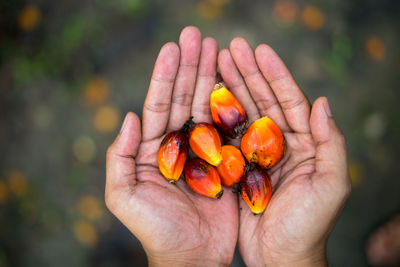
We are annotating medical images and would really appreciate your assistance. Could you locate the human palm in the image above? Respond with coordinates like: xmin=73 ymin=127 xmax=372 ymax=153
xmin=218 ymin=38 xmax=351 ymax=266
xmin=106 ymin=27 xmax=238 ymax=266
xmin=106 ymin=27 xmax=351 ymax=266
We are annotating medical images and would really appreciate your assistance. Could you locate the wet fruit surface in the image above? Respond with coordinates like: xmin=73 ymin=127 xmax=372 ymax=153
xmin=217 ymin=145 xmax=245 ymax=187
xmin=184 ymin=158 xmax=223 ymax=199
xmin=240 ymin=164 xmax=272 ymax=214
xmin=241 ymin=116 xmax=286 ymax=169
xmin=189 ymin=122 xmax=222 ymax=166
xmin=210 ymin=83 xmax=248 ymax=138
xmin=157 ymin=131 xmax=188 ymax=182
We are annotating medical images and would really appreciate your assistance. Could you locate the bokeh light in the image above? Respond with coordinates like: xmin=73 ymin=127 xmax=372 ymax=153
xmin=73 ymin=220 xmax=99 ymax=247
xmin=301 ymin=5 xmax=325 ymax=31
xmin=0 ymin=179 xmax=9 ymax=205
xmin=18 ymin=5 xmax=41 ymax=32
xmin=93 ymin=106 xmax=121 ymax=133
xmin=77 ymin=195 xmax=104 ymax=221
xmin=197 ymin=1 xmax=223 ymax=21
xmin=273 ymin=0 xmax=299 ymax=24
xmin=349 ymin=161 xmax=365 ymax=187
xmin=72 ymin=136 xmax=96 ymax=163
xmin=7 ymin=171 xmax=28 ymax=197
xmin=83 ymin=77 xmax=110 ymax=106
xmin=365 ymin=35 xmax=386 ymax=62
xmin=32 ymin=105 xmax=54 ymax=129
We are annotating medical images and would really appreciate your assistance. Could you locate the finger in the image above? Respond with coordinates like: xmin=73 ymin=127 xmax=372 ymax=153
xmin=255 ymin=44 xmax=311 ymax=133
xmin=229 ymin=38 xmax=290 ymax=132
xmin=191 ymin=37 xmax=218 ymax=123
xmin=310 ymin=97 xmax=351 ymax=193
xmin=218 ymin=49 xmax=260 ymax=122
xmin=167 ymin=26 xmax=202 ymax=130
xmin=106 ymin=112 xmax=141 ymax=210
xmin=142 ymin=42 xmax=180 ymax=141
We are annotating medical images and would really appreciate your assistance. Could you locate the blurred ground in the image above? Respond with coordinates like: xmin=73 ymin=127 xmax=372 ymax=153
xmin=0 ymin=0 xmax=399 ymax=266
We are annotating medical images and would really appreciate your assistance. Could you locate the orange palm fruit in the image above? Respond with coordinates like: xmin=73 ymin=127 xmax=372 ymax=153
xmin=217 ymin=145 xmax=245 ymax=187
xmin=157 ymin=131 xmax=188 ymax=183
xmin=241 ymin=116 xmax=286 ymax=169
xmin=189 ymin=122 xmax=222 ymax=166
xmin=210 ymin=83 xmax=248 ymax=138
xmin=240 ymin=164 xmax=272 ymax=214
xmin=184 ymin=158 xmax=223 ymax=199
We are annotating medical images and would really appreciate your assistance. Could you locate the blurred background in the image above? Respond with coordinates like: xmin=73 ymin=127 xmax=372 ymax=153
xmin=1 ymin=0 xmax=399 ymax=266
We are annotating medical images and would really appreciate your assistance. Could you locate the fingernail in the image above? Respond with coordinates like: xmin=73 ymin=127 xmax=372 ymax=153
xmin=120 ymin=113 xmax=129 ymax=133
xmin=324 ymin=99 xmax=333 ymax=117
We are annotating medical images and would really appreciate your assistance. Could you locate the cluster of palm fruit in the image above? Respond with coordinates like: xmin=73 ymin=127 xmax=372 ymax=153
xmin=157 ymin=83 xmax=286 ymax=214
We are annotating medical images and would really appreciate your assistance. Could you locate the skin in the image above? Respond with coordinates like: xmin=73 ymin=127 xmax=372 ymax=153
xmin=106 ymin=27 xmax=238 ymax=266
xmin=220 ymin=37 xmax=351 ymax=266
xmin=106 ymin=26 xmax=351 ymax=266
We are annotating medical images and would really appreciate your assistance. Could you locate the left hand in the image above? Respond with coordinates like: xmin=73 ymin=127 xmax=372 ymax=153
xmin=105 ymin=26 xmax=239 ymax=266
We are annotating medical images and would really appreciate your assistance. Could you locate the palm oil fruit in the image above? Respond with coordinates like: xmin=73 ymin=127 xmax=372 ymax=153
xmin=157 ymin=131 xmax=188 ymax=183
xmin=210 ymin=83 xmax=248 ymax=138
xmin=240 ymin=164 xmax=272 ymax=215
xmin=217 ymin=145 xmax=245 ymax=187
xmin=184 ymin=158 xmax=223 ymax=199
xmin=241 ymin=116 xmax=286 ymax=169
xmin=189 ymin=122 xmax=222 ymax=166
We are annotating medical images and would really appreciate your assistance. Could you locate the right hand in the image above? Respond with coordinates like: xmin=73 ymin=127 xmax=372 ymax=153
xmin=218 ymin=37 xmax=352 ymax=266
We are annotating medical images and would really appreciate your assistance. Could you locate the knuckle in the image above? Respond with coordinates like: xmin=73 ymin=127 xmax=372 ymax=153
xmin=244 ymin=70 xmax=260 ymax=80
xmin=172 ymin=92 xmax=193 ymax=107
xmin=151 ymin=75 xmax=175 ymax=85
xmin=255 ymin=98 xmax=279 ymax=112
xmin=280 ymin=96 xmax=307 ymax=111
xmin=144 ymin=101 xmax=170 ymax=113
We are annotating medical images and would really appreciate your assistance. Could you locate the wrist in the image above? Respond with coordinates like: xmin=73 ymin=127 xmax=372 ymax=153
xmin=265 ymin=247 xmax=327 ymax=267
xmin=146 ymin=249 xmax=231 ymax=267
xmin=267 ymin=255 xmax=327 ymax=267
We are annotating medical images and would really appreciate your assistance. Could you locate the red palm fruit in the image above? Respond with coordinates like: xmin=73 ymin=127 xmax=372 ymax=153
xmin=210 ymin=83 xmax=248 ymax=138
xmin=241 ymin=116 xmax=286 ymax=169
xmin=189 ymin=122 xmax=222 ymax=166
xmin=157 ymin=131 xmax=188 ymax=183
xmin=217 ymin=145 xmax=245 ymax=187
xmin=184 ymin=158 xmax=223 ymax=199
xmin=240 ymin=164 xmax=272 ymax=214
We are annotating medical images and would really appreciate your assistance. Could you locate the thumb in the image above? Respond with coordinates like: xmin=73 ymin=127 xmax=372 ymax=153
xmin=310 ymin=97 xmax=351 ymax=192
xmin=108 ymin=112 xmax=142 ymax=157
xmin=105 ymin=112 xmax=142 ymax=210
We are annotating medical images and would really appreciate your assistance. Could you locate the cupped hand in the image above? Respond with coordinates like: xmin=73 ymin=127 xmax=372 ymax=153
xmin=218 ymin=38 xmax=351 ymax=266
xmin=106 ymin=27 xmax=238 ymax=266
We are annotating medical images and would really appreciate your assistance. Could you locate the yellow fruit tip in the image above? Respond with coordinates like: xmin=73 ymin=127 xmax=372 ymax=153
xmin=214 ymin=157 xmax=223 ymax=167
